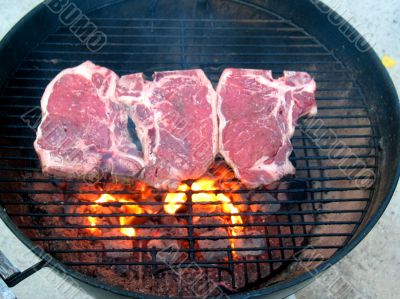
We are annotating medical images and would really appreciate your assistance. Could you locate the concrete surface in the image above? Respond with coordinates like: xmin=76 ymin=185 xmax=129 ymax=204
xmin=0 ymin=1 xmax=399 ymax=299
xmin=296 ymin=3 xmax=400 ymax=299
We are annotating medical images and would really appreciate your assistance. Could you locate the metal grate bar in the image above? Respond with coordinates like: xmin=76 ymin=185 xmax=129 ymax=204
xmin=9 ymin=85 xmax=356 ymax=92
xmin=0 ymin=163 xmax=377 ymax=173
xmin=7 ymin=76 xmax=363 ymax=84
xmin=17 ymin=221 xmax=361 ymax=230
xmin=49 ymin=33 xmax=313 ymax=38
xmin=85 ymin=17 xmax=288 ymax=22
xmin=0 ymin=115 xmax=373 ymax=122
xmin=7 ymin=209 xmax=366 ymax=218
xmin=63 ymin=258 xmax=329 ymax=267
xmin=41 ymin=41 xmax=320 ymax=47
xmin=37 ymin=44 xmax=324 ymax=50
xmin=45 ymin=245 xmax=343 ymax=254
xmin=0 ymin=197 xmax=370 ymax=205
xmin=86 ymin=176 xmax=368 ymax=184
xmin=0 ymin=154 xmax=377 ymax=162
xmin=28 ymin=233 xmax=354 ymax=242
xmin=63 ymin=24 xmax=299 ymax=30
xmin=29 ymin=50 xmax=333 ymax=56
xmin=295 ymin=144 xmax=375 ymax=149
xmin=12 ymin=67 xmax=351 ymax=75
xmin=0 ymin=185 xmax=375 ymax=194
xmin=17 ymin=61 xmax=340 ymax=68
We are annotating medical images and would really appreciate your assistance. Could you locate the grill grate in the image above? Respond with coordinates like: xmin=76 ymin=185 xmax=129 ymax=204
xmin=0 ymin=1 xmax=379 ymax=297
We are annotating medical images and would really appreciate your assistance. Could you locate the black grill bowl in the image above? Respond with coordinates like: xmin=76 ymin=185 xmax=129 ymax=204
xmin=0 ymin=1 xmax=399 ymax=298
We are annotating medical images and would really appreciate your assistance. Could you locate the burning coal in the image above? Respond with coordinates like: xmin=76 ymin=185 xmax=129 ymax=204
xmin=86 ymin=193 xmax=143 ymax=237
xmin=64 ymin=163 xmax=286 ymax=262
xmin=163 ymin=176 xmax=244 ymax=252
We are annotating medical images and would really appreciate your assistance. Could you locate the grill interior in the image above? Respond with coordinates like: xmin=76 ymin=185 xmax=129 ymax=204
xmin=0 ymin=0 xmax=382 ymax=298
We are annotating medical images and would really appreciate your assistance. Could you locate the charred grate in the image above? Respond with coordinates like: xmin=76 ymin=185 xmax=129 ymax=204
xmin=0 ymin=1 xmax=379 ymax=298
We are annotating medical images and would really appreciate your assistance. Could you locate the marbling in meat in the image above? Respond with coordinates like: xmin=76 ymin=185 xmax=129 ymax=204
xmin=217 ymin=69 xmax=317 ymax=188
xmin=117 ymin=69 xmax=217 ymax=189
xmin=34 ymin=61 xmax=144 ymax=180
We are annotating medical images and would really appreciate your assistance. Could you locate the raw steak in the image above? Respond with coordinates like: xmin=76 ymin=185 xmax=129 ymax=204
xmin=217 ymin=69 xmax=317 ymax=188
xmin=34 ymin=61 xmax=144 ymax=180
xmin=117 ymin=69 xmax=217 ymax=189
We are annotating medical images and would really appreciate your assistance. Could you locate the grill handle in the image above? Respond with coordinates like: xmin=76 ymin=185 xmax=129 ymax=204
xmin=0 ymin=251 xmax=18 ymax=299
xmin=0 ymin=251 xmax=19 ymax=283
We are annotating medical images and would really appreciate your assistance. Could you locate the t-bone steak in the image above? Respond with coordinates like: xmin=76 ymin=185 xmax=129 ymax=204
xmin=34 ymin=61 xmax=144 ymax=180
xmin=217 ymin=69 xmax=317 ymax=188
xmin=117 ymin=69 xmax=217 ymax=189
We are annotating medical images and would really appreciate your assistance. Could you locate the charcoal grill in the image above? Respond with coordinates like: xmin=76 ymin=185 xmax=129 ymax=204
xmin=0 ymin=0 xmax=399 ymax=298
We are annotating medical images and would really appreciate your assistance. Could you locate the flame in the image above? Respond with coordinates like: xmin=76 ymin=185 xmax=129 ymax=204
xmin=85 ymin=194 xmax=114 ymax=235
xmin=119 ymin=199 xmax=143 ymax=237
xmin=164 ymin=183 xmax=190 ymax=214
xmin=82 ymin=164 xmax=245 ymax=256
xmin=192 ymin=178 xmax=218 ymax=213
xmin=86 ymin=194 xmax=142 ymax=237
xmin=138 ymin=182 xmax=154 ymax=200
xmin=214 ymin=164 xmax=247 ymax=234
xmin=164 ymin=176 xmax=244 ymax=251
xmin=87 ymin=216 xmax=100 ymax=234
xmin=120 ymin=226 xmax=136 ymax=237
xmin=192 ymin=178 xmax=216 ymax=192
xmin=217 ymin=193 xmax=244 ymax=249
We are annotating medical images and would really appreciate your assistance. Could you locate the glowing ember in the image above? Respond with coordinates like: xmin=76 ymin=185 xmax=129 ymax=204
xmin=164 ymin=176 xmax=244 ymax=252
xmin=87 ymin=216 xmax=100 ymax=234
xmin=218 ymin=193 xmax=244 ymax=249
xmin=120 ymin=226 xmax=135 ymax=237
xmin=164 ymin=183 xmax=190 ymax=214
xmin=192 ymin=178 xmax=218 ymax=213
xmin=86 ymin=194 xmax=142 ymax=237
xmin=192 ymin=178 xmax=216 ymax=193
xmin=97 ymin=193 xmax=116 ymax=203
xmin=119 ymin=199 xmax=143 ymax=237
xmin=81 ymin=164 xmax=246 ymax=257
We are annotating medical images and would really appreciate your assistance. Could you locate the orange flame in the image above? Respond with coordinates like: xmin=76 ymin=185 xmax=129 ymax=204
xmin=164 ymin=176 xmax=244 ymax=251
xmin=217 ymin=193 xmax=244 ymax=249
xmin=87 ymin=216 xmax=100 ymax=234
xmin=164 ymin=183 xmax=190 ymax=214
xmin=118 ymin=198 xmax=143 ymax=237
xmin=192 ymin=178 xmax=218 ymax=213
xmin=86 ymin=194 xmax=142 ymax=237
xmin=84 ymin=164 xmax=244 ymax=255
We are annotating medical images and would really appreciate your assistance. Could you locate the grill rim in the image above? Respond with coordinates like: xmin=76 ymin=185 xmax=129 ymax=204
xmin=0 ymin=0 xmax=399 ymax=298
